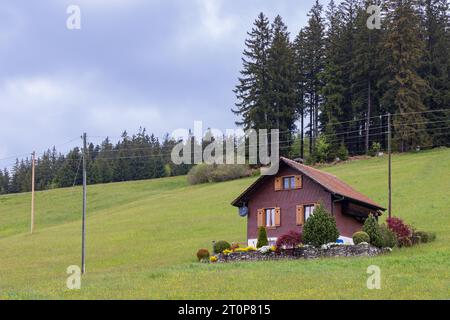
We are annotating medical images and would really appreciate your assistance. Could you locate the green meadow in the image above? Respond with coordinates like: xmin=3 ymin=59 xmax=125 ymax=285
xmin=0 ymin=148 xmax=449 ymax=299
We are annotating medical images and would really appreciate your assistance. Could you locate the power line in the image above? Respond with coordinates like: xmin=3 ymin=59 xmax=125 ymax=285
xmin=1 ymin=113 xmax=448 ymax=167
xmin=391 ymin=108 xmax=450 ymax=117
xmin=39 ymin=123 xmax=449 ymax=163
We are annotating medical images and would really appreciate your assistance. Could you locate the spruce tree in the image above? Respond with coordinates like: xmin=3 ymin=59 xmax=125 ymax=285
xmin=302 ymin=1 xmax=326 ymax=155
xmin=267 ymin=15 xmax=297 ymax=156
xmin=362 ymin=214 xmax=384 ymax=248
xmin=381 ymin=0 xmax=430 ymax=151
xmin=352 ymin=1 xmax=383 ymax=154
xmin=420 ymin=0 xmax=450 ymax=146
xmin=256 ymin=226 xmax=269 ymax=248
xmin=294 ymin=29 xmax=308 ymax=159
xmin=320 ymin=0 xmax=346 ymax=154
xmin=337 ymin=0 xmax=360 ymax=154
xmin=233 ymin=12 xmax=272 ymax=132
xmin=303 ymin=204 xmax=339 ymax=247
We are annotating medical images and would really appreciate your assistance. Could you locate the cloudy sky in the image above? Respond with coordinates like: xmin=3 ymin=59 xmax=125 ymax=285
xmin=0 ymin=0 xmax=320 ymax=166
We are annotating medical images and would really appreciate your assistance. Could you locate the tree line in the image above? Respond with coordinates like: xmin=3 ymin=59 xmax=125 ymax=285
xmin=0 ymin=129 xmax=193 ymax=195
xmin=232 ymin=0 xmax=450 ymax=160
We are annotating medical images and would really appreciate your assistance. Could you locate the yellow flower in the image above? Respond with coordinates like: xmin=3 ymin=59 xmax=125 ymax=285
xmin=270 ymin=245 xmax=277 ymax=252
xmin=210 ymin=256 xmax=218 ymax=263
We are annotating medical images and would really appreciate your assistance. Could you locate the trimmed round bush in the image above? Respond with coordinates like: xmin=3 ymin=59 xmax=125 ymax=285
xmin=363 ymin=214 xmax=384 ymax=248
xmin=256 ymin=226 xmax=269 ymax=248
xmin=353 ymin=231 xmax=370 ymax=245
xmin=213 ymin=240 xmax=231 ymax=254
xmin=303 ymin=204 xmax=339 ymax=247
xmin=196 ymin=248 xmax=210 ymax=262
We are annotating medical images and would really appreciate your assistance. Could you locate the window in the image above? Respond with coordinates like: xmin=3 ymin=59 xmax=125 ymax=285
xmin=283 ymin=176 xmax=296 ymax=190
xmin=265 ymin=208 xmax=276 ymax=227
xmin=304 ymin=205 xmax=316 ymax=221
xmin=275 ymin=175 xmax=302 ymax=191
xmin=258 ymin=208 xmax=281 ymax=228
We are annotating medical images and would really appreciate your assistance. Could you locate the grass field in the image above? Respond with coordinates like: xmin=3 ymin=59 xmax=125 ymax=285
xmin=0 ymin=148 xmax=449 ymax=299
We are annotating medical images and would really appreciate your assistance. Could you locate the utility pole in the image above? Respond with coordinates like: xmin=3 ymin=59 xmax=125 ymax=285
xmin=81 ymin=133 xmax=87 ymax=274
xmin=387 ymin=113 xmax=392 ymax=219
xmin=30 ymin=151 xmax=36 ymax=234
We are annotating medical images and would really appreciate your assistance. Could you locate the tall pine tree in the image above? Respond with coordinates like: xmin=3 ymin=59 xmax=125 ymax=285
xmin=233 ymin=13 xmax=272 ymax=132
xmin=381 ymin=0 xmax=430 ymax=151
xmin=267 ymin=15 xmax=297 ymax=156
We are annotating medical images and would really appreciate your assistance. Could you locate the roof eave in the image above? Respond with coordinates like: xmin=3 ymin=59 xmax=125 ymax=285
xmin=333 ymin=192 xmax=387 ymax=212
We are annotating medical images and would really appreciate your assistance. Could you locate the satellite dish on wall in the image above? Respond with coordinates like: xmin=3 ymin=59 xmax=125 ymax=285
xmin=238 ymin=206 xmax=249 ymax=217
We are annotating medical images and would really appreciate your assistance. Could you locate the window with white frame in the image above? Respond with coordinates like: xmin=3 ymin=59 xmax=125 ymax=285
xmin=265 ymin=208 xmax=276 ymax=227
xmin=304 ymin=205 xmax=316 ymax=221
xmin=283 ymin=176 xmax=296 ymax=190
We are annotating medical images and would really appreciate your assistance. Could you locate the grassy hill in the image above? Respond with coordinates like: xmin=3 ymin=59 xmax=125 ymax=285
xmin=0 ymin=148 xmax=449 ymax=299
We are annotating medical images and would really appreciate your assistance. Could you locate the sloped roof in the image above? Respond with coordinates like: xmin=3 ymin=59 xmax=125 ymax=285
xmin=231 ymin=157 xmax=386 ymax=211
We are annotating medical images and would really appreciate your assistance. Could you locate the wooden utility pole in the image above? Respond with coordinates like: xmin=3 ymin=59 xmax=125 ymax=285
xmin=30 ymin=151 xmax=36 ymax=234
xmin=387 ymin=113 xmax=392 ymax=218
xmin=81 ymin=133 xmax=87 ymax=274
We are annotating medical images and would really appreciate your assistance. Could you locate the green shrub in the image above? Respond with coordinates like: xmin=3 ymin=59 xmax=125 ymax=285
xmin=412 ymin=231 xmax=436 ymax=244
xmin=411 ymin=234 xmax=421 ymax=245
xmin=428 ymin=232 xmax=437 ymax=242
xmin=336 ymin=143 xmax=349 ymax=161
xmin=311 ymin=136 xmax=331 ymax=163
xmin=303 ymin=204 xmax=339 ymax=247
xmin=368 ymin=142 xmax=382 ymax=157
xmin=398 ymin=237 xmax=413 ymax=248
xmin=362 ymin=214 xmax=384 ymax=248
xmin=187 ymin=164 xmax=250 ymax=185
xmin=352 ymin=231 xmax=370 ymax=245
xmin=196 ymin=249 xmax=210 ymax=262
xmin=213 ymin=240 xmax=231 ymax=254
xmin=209 ymin=165 xmax=250 ymax=182
xmin=187 ymin=164 xmax=214 ymax=185
xmin=413 ymin=231 xmax=428 ymax=243
xmin=256 ymin=227 xmax=269 ymax=248
xmin=380 ymin=224 xmax=397 ymax=248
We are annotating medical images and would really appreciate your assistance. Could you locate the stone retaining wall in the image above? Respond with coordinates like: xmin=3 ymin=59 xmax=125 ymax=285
xmin=216 ymin=243 xmax=390 ymax=263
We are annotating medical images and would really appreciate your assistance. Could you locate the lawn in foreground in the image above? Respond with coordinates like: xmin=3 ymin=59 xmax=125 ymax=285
xmin=0 ymin=148 xmax=448 ymax=299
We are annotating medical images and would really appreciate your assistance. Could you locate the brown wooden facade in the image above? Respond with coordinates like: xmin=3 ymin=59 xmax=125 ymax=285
xmin=232 ymin=158 xmax=385 ymax=244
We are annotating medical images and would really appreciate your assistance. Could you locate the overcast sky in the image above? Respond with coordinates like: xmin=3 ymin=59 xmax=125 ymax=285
xmin=0 ymin=0 xmax=321 ymax=166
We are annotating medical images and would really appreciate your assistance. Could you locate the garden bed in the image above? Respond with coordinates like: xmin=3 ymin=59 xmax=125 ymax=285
xmin=215 ymin=243 xmax=391 ymax=263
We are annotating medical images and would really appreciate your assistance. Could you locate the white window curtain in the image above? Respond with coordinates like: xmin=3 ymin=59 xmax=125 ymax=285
xmin=265 ymin=208 xmax=275 ymax=227
xmin=304 ymin=205 xmax=315 ymax=221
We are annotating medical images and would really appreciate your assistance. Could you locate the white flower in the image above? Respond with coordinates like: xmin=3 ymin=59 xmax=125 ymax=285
xmin=258 ymin=246 xmax=272 ymax=254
